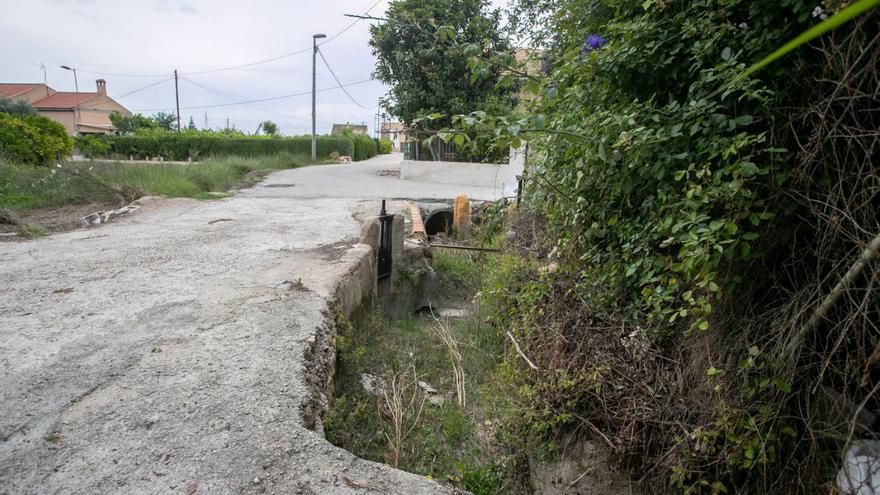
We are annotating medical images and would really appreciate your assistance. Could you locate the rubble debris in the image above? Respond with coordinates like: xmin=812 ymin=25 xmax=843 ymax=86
xmin=81 ymin=205 xmax=139 ymax=226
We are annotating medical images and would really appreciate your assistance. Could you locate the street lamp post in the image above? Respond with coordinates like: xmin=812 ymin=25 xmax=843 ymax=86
xmin=60 ymin=65 xmax=80 ymax=135
xmin=311 ymin=33 xmax=326 ymax=162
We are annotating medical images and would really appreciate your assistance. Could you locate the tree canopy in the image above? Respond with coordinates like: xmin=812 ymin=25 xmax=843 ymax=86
xmin=0 ymin=97 xmax=37 ymax=117
xmin=109 ymin=112 xmax=157 ymax=134
xmin=260 ymin=120 xmax=279 ymax=136
xmin=369 ymin=0 xmax=513 ymax=127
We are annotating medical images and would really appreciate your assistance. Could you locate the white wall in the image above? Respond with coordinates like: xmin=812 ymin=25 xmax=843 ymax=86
xmin=400 ymin=148 xmax=524 ymax=194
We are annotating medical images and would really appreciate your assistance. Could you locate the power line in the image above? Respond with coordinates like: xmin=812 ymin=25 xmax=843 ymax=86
xmin=316 ymin=48 xmax=375 ymax=110
xmin=320 ymin=0 xmax=383 ymax=45
xmin=113 ymin=76 xmax=173 ymax=99
xmin=131 ymin=77 xmax=376 ymax=112
xmin=76 ymin=68 xmax=170 ymax=78
xmin=180 ymin=77 xmax=301 ymax=119
xmin=80 ymin=0 xmax=383 ymax=79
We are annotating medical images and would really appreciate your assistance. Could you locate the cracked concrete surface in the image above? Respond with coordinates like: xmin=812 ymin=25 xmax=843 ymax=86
xmin=0 ymin=153 xmax=503 ymax=494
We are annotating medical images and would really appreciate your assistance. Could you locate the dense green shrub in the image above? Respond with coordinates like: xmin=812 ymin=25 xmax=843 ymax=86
xmin=351 ymin=134 xmax=379 ymax=161
xmin=0 ymin=113 xmax=72 ymax=165
xmin=88 ymin=133 xmax=358 ymax=161
xmin=74 ymin=135 xmax=111 ymax=159
xmin=378 ymin=138 xmax=393 ymax=154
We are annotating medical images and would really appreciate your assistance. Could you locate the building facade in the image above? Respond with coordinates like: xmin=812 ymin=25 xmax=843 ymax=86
xmin=0 ymin=79 xmax=131 ymax=135
xmin=379 ymin=121 xmax=405 ymax=151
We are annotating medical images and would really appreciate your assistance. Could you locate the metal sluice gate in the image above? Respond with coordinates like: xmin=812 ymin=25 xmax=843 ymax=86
xmin=377 ymin=200 xmax=393 ymax=280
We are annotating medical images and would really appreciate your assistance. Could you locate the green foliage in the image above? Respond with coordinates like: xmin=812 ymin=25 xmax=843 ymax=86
xmin=432 ymin=250 xmax=482 ymax=294
xmin=444 ymin=0 xmax=877 ymax=492
xmin=351 ymin=134 xmax=379 ymax=161
xmin=462 ymin=0 xmax=820 ymax=335
xmin=74 ymin=135 xmax=110 ymax=159
xmin=0 ymin=113 xmax=72 ymax=165
xmin=83 ymin=133 xmax=357 ymax=162
xmin=458 ymin=461 xmax=503 ymax=495
xmin=378 ymin=138 xmax=393 ymax=154
xmin=370 ymin=0 xmax=515 ymax=128
xmin=260 ymin=120 xmax=279 ymax=136
xmin=109 ymin=112 xmax=158 ymax=134
xmin=152 ymin=111 xmax=177 ymax=131
xmin=0 ymin=97 xmax=37 ymax=116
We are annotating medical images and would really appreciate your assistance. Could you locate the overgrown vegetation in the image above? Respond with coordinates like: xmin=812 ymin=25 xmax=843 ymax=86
xmin=326 ymin=250 xmax=521 ymax=494
xmin=0 ymin=152 xmax=306 ymax=211
xmin=418 ymin=1 xmax=880 ymax=493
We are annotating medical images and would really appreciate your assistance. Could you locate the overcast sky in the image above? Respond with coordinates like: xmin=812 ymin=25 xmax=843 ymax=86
xmin=0 ymin=0 xmax=404 ymax=135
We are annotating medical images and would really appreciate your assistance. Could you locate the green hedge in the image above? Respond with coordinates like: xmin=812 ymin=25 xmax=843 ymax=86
xmin=378 ymin=138 xmax=393 ymax=154
xmin=94 ymin=134 xmax=360 ymax=161
xmin=351 ymin=134 xmax=379 ymax=161
xmin=0 ymin=113 xmax=72 ymax=165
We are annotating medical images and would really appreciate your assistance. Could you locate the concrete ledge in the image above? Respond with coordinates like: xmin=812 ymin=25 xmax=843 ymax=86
xmin=400 ymin=159 xmax=521 ymax=192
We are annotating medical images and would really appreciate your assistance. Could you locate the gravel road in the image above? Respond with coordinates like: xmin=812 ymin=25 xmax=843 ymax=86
xmin=0 ymin=153 xmax=503 ymax=494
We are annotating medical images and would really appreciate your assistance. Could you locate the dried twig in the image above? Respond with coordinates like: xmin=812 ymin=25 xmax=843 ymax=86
xmin=506 ymin=331 xmax=539 ymax=371
xmin=430 ymin=315 xmax=466 ymax=408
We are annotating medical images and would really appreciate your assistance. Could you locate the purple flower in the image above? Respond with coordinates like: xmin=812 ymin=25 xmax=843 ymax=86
xmin=587 ymin=34 xmax=606 ymax=49
xmin=581 ymin=34 xmax=606 ymax=56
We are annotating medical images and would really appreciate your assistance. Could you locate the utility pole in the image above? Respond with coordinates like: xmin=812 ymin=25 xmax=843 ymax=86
xmin=311 ymin=33 xmax=327 ymax=162
xmin=174 ymin=69 xmax=181 ymax=132
xmin=204 ymin=112 xmax=208 ymax=130
xmin=375 ymin=97 xmax=382 ymax=139
xmin=226 ymin=116 xmax=230 ymax=130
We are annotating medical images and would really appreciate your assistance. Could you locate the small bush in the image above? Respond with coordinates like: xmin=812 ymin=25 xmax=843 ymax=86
xmin=378 ymin=138 xmax=393 ymax=154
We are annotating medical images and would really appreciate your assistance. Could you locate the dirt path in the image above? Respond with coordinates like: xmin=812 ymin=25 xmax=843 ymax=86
xmin=0 ymin=153 xmax=502 ymax=494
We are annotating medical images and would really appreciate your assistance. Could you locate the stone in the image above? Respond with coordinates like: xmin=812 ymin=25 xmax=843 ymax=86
xmin=437 ymin=309 xmax=468 ymax=318
xmin=417 ymin=381 xmax=444 ymax=406
xmin=358 ymin=217 xmax=380 ymax=250
xmin=360 ymin=373 xmax=384 ymax=396
xmin=837 ymin=440 xmax=880 ymax=495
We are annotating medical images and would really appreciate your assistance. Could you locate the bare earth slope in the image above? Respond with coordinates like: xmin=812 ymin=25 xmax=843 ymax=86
xmin=0 ymin=153 xmax=502 ymax=494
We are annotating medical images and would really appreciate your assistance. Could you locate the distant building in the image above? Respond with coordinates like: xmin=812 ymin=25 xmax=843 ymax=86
xmin=379 ymin=121 xmax=405 ymax=151
xmin=331 ymin=123 xmax=368 ymax=135
xmin=0 ymin=79 xmax=131 ymax=135
xmin=513 ymin=48 xmax=543 ymax=104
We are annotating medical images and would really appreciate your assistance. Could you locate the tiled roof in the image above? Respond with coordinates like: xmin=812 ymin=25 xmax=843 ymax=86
xmin=0 ymin=83 xmax=44 ymax=98
xmin=32 ymin=92 xmax=98 ymax=109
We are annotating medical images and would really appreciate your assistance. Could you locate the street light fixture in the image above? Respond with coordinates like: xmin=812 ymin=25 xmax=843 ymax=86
xmin=311 ymin=33 xmax=327 ymax=162
xmin=60 ymin=65 xmax=80 ymax=135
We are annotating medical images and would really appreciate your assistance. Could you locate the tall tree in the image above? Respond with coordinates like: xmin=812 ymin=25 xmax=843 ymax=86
xmin=109 ymin=112 xmax=157 ymax=134
xmin=151 ymin=112 xmax=176 ymax=131
xmin=260 ymin=120 xmax=279 ymax=136
xmin=369 ymin=0 xmax=513 ymax=127
xmin=0 ymin=97 xmax=37 ymax=116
